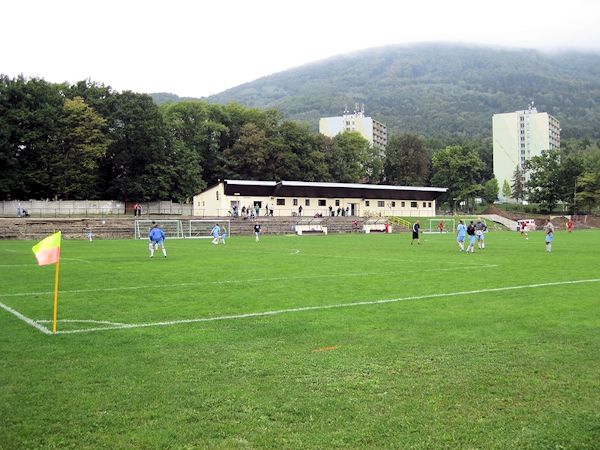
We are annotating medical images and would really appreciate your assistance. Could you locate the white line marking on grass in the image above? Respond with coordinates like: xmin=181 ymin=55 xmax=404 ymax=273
xmin=0 ymin=264 xmax=41 ymax=268
xmin=36 ymin=319 xmax=128 ymax=326
xmin=0 ymin=265 xmax=498 ymax=298
xmin=61 ymin=258 xmax=92 ymax=264
xmin=0 ymin=258 xmax=91 ymax=268
xmin=50 ymin=278 xmax=600 ymax=335
xmin=0 ymin=301 xmax=52 ymax=335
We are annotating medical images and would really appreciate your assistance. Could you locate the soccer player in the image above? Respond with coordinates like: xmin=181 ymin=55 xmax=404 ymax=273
xmin=410 ymin=220 xmax=420 ymax=245
xmin=566 ymin=218 xmax=574 ymax=233
xmin=438 ymin=220 xmax=445 ymax=233
xmin=220 ymin=224 xmax=228 ymax=244
xmin=211 ymin=224 xmax=221 ymax=244
xmin=456 ymin=219 xmax=466 ymax=252
xmin=475 ymin=218 xmax=487 ymax=249
xmin=466 ymin=220 xmax=476 ymax=253
xmin=84 ymin=223 xmax=93 ymax=242
xmin=544 ymin=219 xmax=555 ymax=252
xmin=254 ymin=222 xmax=261 ymax=242
xmin=520 ymin=221 xmax=528 ymax=239
xmin=148 ymin=222 xmax=167 ymax=258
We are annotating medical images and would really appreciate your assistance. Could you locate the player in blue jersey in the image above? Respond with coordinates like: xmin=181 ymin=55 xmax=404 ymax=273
xmin=456 ymin=219 xmax=466 ymax=252
xmin=211 ymin=224 xmax=221 ymax=244
xmin=544 ymin=219 xmax=554 ymax=253
xmin=219 ymin=224 xmax=228 ymax=244
xmin=148 ymin=222 xmax=167 ymax=258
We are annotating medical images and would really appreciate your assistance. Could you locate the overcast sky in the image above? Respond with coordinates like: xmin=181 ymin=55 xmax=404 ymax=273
xmin=2 ymin=0 xmax=600 ymax=98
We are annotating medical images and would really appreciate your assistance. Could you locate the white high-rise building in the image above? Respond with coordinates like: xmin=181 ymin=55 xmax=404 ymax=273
xmin=493 ymin=103 xmax=560 ymax=202
xmin=319 ymin=104 xmax=387 ymax=150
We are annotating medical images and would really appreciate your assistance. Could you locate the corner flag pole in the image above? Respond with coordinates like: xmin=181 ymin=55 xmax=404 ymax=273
xmin=52 ymin=257 xmax=60 ymax=335
xmin=31 ymin=231 xmax=62 ymax=335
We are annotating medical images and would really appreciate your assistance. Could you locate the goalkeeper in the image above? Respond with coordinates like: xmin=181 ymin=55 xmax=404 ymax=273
xmin=148 ymin=222 xmax=167 ymax=258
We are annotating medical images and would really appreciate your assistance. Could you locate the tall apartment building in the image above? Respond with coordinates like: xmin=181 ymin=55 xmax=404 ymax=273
xmin=493 ymin=103 xmax=560 ymax=202
xmin=319 ymin=104 xmax=388 ymax=150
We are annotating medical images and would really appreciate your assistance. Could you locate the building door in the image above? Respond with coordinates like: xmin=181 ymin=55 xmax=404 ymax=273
xmin=349 ymin=203 xmax=358 ymax=216
xmin=253 ymin=201 xmax=262 ymax=216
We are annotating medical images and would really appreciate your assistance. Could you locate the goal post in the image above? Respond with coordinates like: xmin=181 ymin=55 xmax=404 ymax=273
xmin=134 ymin=220 xmax=184 ymax=239
xmin=187 ymin=219 xmax=231 ymax=239
xmin=426 ymin=218 xmax=455 ymax=234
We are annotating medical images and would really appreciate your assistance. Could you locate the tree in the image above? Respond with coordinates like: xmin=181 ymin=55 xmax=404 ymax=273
xmin=502 ymin=179 xmax=512 ymax=200
xmin=575 ymin=147 xmax=600 ymax=212
xmin=0 ymin=76 xmax=65 ymax=199
xmin=99 ymin=91 xmax=170 ymax=201
xmin=511 ymin=166 xmax=525 ymax=203
xmin=159 ymin=101 xmax=216 ymax=201
xmin=268 ymin=120 xmax=329 ymax=182
xmin=431 ymin=145 xmax=485 ymax=212
xmin=326 ymin=131 xmax=371 ymax=183
xmin=482 ymin=177 xmax=499 ymax=204
xmin=51 ymin=97 xmax=110 ymax=199
xmin=222 ymin=122 xmax=270 ymax=180
xmin=384 ymin=134 xmax=429 ymax=185
xmin=558 ymin=153 xmax=584 ymax=212
xmin=524 ymin=150 xmax=562 ymax=212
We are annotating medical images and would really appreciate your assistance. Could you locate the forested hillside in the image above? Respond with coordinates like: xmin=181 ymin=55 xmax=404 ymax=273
xmin=198 ymin=44 xmax=600 ymax=140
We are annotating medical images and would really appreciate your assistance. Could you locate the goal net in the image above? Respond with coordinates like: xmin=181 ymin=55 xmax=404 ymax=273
xmin=426 ymin=218 xmax=455 ymax=234
xmin=188 ymin=219 xmax=231 ymax=239
xmin=134 ymin=220 xmax=184 ymax=239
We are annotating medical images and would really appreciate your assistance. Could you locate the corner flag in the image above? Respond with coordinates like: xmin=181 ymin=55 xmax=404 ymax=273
xmin=32 ymin=231 xmax=61 ymax=266
xmin=32 ymin=231 xmax=62 ymax=334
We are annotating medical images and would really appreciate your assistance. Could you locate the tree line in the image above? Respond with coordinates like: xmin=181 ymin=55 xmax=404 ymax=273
xmin=2 ymin=75 xmax=599 ymax=213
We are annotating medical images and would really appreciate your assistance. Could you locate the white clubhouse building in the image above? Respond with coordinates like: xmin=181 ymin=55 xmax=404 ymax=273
xmin=193 ymin=180 xmax=446 ymax=217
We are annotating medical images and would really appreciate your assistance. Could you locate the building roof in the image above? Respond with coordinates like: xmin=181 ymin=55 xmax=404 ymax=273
xmin=223 ymin=180 xmax=446 ymax=201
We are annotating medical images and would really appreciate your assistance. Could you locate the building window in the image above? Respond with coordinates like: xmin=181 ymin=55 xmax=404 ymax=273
xmin=276 ymin=198 xmax=285 ymax=206
xmin=216 ymin=191 xmax=219 ymax=200
xmin=391 ymin=201 xmax=395 ymax=207
xmin=365 ymin=201 xmax=370 ymax=207
xmin=411 ymin=202 xmax=417 ymax=208
xmin=401 ymin=201 xmax=405 ymax=207
xmin=305 ymin=199 xmax=310 ymax=206
xmin=318 ymin=199 xmax=326 ymax=206
xmin=422 ymin=202 xmax=427 ymax=208
xmin=335 ymin=199 xmax=340 ymax=206
xmin=293 ymin=199 xmax=298 ymax=206
xmin=377 ymin=201 xmax=384 ymax=207
xmin=428 ymin=202 xmax=432 ymax=208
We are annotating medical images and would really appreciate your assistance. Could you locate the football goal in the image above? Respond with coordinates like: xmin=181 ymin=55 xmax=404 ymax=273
xmin=426 ymin=218 xmax=455 ymax=234
xmin=134 ymin=220 xmax=184 ymax=239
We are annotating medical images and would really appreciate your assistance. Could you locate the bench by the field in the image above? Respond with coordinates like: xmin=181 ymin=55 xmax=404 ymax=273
xmin=295 ymin=224 xmax=328 ymax=235
xmin=363 ymin=223 xmax=391 ymax=234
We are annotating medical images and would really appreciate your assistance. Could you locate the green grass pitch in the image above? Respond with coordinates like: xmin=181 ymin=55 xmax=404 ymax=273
xmin=1 ymin=230 xmax=600 ymax=448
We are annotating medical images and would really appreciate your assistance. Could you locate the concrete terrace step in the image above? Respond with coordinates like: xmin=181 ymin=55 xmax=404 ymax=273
xmin=0 ymin=216 xmax=405 ymax=240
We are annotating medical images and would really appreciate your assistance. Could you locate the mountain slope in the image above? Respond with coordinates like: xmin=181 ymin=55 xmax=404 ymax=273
xmin=204 ymin=44 xmax=600 ymax=140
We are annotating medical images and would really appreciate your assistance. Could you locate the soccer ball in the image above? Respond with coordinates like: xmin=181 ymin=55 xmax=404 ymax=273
xmin=102 ymin=220 xmax=106 ymax=224
xmin=525 ymin=237 xmax=528 ymax=240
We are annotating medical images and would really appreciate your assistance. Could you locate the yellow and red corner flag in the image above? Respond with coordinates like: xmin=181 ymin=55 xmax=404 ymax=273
xmin=32 ymin=231 xmax=61 ymax=266
xmin=32 ymin=231 xmax=62 ymax=334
